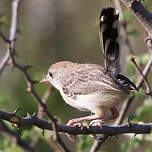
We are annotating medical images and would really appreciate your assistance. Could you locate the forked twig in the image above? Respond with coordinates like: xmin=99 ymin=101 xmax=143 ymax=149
xmin=130 ymin=56 xmax=152 ymax=95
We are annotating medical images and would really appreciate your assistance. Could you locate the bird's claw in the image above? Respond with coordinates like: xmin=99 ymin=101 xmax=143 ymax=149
xmin=66 ymin=120 xmax=83 ymax=141
xmin=89 ymin=119 xmax=103 ymax=127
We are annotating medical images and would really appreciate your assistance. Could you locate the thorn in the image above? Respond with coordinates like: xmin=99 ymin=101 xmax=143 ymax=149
xmin=32 ymin=111 xmax=38 ymax=117
xmin=26 ymin=112 xmax=31 ymax=118
xmin=12 ymin=108 xmax=21 ymax=115
xmin=134 ymin=133 xmax=138 ymax=138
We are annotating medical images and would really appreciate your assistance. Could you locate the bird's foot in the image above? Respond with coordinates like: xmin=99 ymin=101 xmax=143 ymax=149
xmin=89 ymin=119 xmax=103 ymax=139
xmin=89 ymin=119 xmax=103 ymax=127
xmin=66 ymin=119 xmax=83 ymax=128
xmin=66 ymin=119 xmax=83 ymax=141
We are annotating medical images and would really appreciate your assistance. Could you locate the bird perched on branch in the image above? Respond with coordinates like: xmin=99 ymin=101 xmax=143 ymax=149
xmin=40 ymin=7 xmax=137 ymax=127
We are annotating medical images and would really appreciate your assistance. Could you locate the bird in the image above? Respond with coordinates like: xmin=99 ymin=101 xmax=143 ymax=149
xmin=40 ymin=7 xmax=137 ymax=127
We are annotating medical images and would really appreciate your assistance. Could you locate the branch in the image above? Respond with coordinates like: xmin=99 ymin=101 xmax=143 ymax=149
xmin=10 ymin=61 xmax=70 ymax=152
xmin=0 ymin=110 xmax=151 ymax=136
xmin=0 ymin=1 xmax=70 ymax=151
xmin=0 ymin=0 xmax=21 ymax=75
xmin=120 ymin=0 xmax=152 ymax=35
xmin=0 ymin=120 xmax=36 ymax=152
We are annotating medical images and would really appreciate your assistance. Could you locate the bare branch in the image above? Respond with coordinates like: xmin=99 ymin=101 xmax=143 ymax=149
xmin=0 ymin=0 xmax=21 ymax=76
xmin=130 ymin=56 xmax=152 ymax=95
xmin=120 ymin=0 xmax=152 ymax=35
xmin=8 ymin=56 xmax=70 ymax=152
xmin=0 ymin=110 xmax=151 ymax=136
xmin=0 ymin=1 xmax=70 ymax=151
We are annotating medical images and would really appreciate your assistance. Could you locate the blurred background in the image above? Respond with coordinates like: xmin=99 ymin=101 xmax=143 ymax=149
xmin=0 ymin=0 xmax=152 ymax=151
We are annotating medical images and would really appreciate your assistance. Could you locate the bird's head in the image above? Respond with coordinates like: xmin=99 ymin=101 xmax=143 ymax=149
xmin=40 ymin=61 xmax=76 ymax=90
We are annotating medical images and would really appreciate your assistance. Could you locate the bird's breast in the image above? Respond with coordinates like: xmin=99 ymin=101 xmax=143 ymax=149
xmin=60 ymin=89 xmax=128 ymax=113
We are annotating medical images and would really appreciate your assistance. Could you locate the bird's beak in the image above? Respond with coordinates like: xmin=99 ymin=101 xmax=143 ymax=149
xmin=40 ymin=75 xmax=49 ymax=84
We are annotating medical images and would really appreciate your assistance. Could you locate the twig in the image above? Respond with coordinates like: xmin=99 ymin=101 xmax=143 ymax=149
xmin=130 ymin=56 xmax=151 ymax=95
xmin=0 ymin=120 xmax=36 ymax=152
xmin=0 ymin=0 xmax=21 ymax=76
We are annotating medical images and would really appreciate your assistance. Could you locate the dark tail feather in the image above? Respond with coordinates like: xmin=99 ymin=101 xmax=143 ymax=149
xmin=99 ymin=7 xmax=120 ymax=78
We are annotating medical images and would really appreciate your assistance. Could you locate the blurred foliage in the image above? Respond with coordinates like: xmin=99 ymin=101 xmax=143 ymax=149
xmin=0 ymin=0 xmax=152 ymax=152
xmin=121 ymin=138 xmax=143 ymax=152
xmin=77 ymin=135 xmax=93 ymax=152
xmin=123 ymin=10 xmax=134 ymax=22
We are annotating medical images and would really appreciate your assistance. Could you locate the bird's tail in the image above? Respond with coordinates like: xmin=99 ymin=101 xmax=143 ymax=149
xmin=99 ymin=7 xmax=120 ymax=78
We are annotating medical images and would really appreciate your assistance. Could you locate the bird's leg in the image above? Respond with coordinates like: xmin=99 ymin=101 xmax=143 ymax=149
xmin=67 ymin=107 xmax=119 ymax=126
xmin=66 ymin=114 xmax=102 ymax=126
xmin=90 ymin=107 xmax=119 ymax=126
xmin=110 ymin=107 xmax=119 ymax=119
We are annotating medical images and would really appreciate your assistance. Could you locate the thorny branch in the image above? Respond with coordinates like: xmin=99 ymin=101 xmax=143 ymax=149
xmin=0 ymin=110 xmax=151 ymax=136
xmin=9 ymin=56 xmax=70 ymax=152
xmin=0 ymin=0 xmax=70 ymax=152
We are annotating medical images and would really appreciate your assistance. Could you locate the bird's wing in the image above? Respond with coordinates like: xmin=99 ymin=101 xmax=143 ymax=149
xmin=99 ymin=7 xmax=120 ymax=78
xmin=116 ymin=74 xmax=138 ymax=91
xmin=62 ymin=64 xmax=122 ymax=97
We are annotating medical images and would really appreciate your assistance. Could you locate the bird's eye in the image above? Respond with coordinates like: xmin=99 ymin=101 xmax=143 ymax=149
xmin=49 ymin=72 xmax=53 ymax=78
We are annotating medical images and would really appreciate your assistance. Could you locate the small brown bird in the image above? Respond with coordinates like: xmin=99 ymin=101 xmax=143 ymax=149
xmin=40 ymin=8 xmax=137 ymax=126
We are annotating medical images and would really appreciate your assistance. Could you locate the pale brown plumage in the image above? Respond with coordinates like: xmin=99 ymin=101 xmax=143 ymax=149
xmin=40 ymin=61 xmax=128 ymax=126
